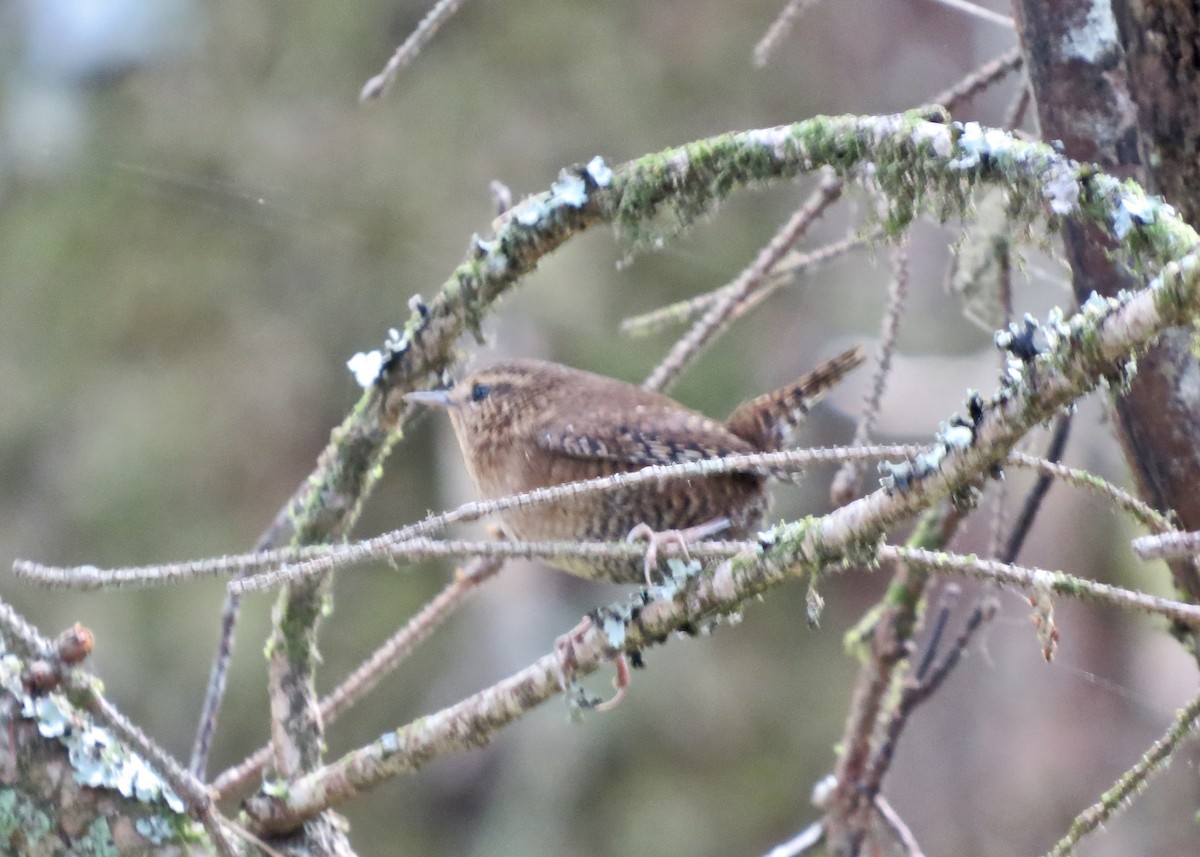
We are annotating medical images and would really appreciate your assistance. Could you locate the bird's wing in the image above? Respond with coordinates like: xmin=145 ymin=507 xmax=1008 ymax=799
xmin=534 ymin=404 xmax=755 ymax=467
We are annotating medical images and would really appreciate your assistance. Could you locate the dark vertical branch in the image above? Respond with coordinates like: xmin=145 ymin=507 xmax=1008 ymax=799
xmin=1012 ymin=0 xmax=1200 ymax=605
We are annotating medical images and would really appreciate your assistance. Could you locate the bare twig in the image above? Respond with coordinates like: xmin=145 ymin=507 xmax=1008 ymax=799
xmin=753 ymin=0 xmax=823 ymax=67
xmin=1131 ymin=530 xmax=1200 ymax=561
xmin=999 ymin=413 xmax=1072 ymax=562
xmin=1008 ymin=451 xmax=1174 ymax=534
xmin=762 ymin=820 xmax=825 ymax=857
xmin=926 ymin=0 xmax=1014 ymax=28
xmin=1003 ymin=83 xmax=1033 ymax=131
xmin=929 ymin=46 xmax=1024 ymax=114
xmin=14 ymin=445 xmax=920 ymax=590
xmin=620 ymin=232 xmax=868 ymax=337
xmin=643 ymin=169 xmax=843 ymax=392
xmin=880 ymin=545 xmax=1200 ymax=627
xmin=210 ymin=556 xmax=505 ymax=801
xmin=826 ymin=501 xmax=962 ymax=856
xmin=230 ymin=536 xmax=753 ymax=594
xmin=831 ymin=239 xmax=909 ymax=504
xmin=1043 ymin=690 xmax=1200 ymax=857
xmin=360 ymin=0 xmax=465 ymax=100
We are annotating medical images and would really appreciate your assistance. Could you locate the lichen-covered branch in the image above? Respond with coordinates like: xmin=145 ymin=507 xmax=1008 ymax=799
xmin=239 ymin=108 xmax=1200 ymax=827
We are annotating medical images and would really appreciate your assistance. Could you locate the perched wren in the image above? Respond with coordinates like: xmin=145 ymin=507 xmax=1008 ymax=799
xmin=406 ymin=347 xmax=865 ymax=583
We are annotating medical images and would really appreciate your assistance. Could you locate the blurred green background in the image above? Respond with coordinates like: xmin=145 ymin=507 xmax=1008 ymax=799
xmin=1 ymin=1 xmax=1196 ymax=855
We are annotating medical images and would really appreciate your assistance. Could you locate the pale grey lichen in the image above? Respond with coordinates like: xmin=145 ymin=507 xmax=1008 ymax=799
xmin=550 ymin=170 xmax=587 ymax=208
xmin=1041 ymin=306 xmax=1069 ymax=351
xmin=940 ymin=423 xmax=974 ymax=450
xmin=262 ymin=778 xmax=290 ymax=798
xmin=586 ymin=156 xmax=613 ymax=187
xmin=0 ymin=640 xmax=190 ymax=847
xmin=1043 ymin=167 xmax=1081 ymax=215
xmin=484 ymin=250 xmax=510 ymax=277
xmin=744 ymin=127 xmax=791 ymax=159
xmin=602 ymin=616 xmax=627 ymax=649
xmin=135 ymin=815 xmax=175 ymax=846
xmin=1111 ymin=192 xmax=1158 ymax=240
xmin=75 ymin=817 xmax=119 ymax=856
xmin=1061 ymin=0 xmax=1118 ymax=63
xmin=949 ymin=122 xmax=1013 ymax=170
xmin=385 ymin=326 xmax=409 ymax=353
xmin=30 ymin=695 xmax=70 ymax=738
xmin=913 ymin=122 xmax=954 ymax=160
xmin=1081 ymin=289 xmax=1120 ymax=319
xmin=514 ymin=197 xmax=549 ymax=226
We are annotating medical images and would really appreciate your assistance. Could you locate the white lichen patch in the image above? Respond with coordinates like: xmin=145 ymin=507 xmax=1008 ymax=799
xmin=601 ymin=615 xmax=627 ymax=649
xmin=743 ymin=126 xmax=792 ymax=160
xmin=1111 ymin=192 xmax=1159 ymax=239
xmin=346 ymin=350 xmax=386 ymax=388
xmin=913 ymin=121 xmax=954 ymax=160
xmin=1042 ymin=167 xmax=1081 ymax=215
xmin=550 ymin=170 xmax=587 ymax=208
xmin=586 ymin=156 xmax=613 ymax=187
xmin=1061 ymin=0 xmax=1118 ymax=63
xmin=514 ymin=197 xmax=549 ymax=226
xmin=949 ymin=122 xmax=1015 ymax=170
xmin=940 ymin=423 xmax=974 ymax=450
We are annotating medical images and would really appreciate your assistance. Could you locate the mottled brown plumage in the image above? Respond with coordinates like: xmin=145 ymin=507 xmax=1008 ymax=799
xmin=407 ymin=346 xmax=865 ymax=583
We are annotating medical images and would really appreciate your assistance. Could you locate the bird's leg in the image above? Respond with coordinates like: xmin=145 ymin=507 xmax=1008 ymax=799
xmin=553 ymin=617 xmax=630 ymax=711
xmin=593 ymin=653 xmax=630 ymax=712
xmin=626 ymin=516 xmax=731 ymax=586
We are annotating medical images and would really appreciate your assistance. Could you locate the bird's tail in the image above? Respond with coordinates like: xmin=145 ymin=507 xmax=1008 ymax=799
xmin=725 ymin=344 xmax=867 ymax=453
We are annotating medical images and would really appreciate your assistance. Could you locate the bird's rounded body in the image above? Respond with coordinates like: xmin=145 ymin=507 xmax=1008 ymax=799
xmin=408 ymin=349 xmax=864 ymax=583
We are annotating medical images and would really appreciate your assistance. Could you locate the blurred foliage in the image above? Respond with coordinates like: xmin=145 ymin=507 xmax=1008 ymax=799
xmin=0 ymin=1 xmax=1196 ymax=856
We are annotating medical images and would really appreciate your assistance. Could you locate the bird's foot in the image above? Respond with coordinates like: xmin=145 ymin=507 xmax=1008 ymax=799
xmin=626 ymin=517 xmax=731 ymax=586
xmin=554 ymin=616 xmax=630 ymax=712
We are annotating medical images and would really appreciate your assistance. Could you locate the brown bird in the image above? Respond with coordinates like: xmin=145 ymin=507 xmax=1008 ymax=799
xmin=406 ymin=347 xmax=865 ymax=583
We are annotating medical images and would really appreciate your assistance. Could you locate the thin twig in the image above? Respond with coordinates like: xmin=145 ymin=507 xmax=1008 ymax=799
xmin=874 ymin=796 xmax=927 ymax=857
xmin=926 ymin=0 xmax=1014 ymax=28
xmin=190 ymin=590 xmax=239 ymax=779
xmin=620 ymin=232 xmax=867 ymax=337
xmin=1131 ymin=530 xmax=1200 ymax=561
xmin=762 ymin=820 xmax=825 ymax=857
xmin=831 ymin=238 xmax=909 ymax=504
xmin=210 ymin=557 xmax=505 ymax=801
xmin=360 ymin=0 xmax=465 ymax=101
xmin=1043 ymin=690 xmax=1200 ymax=857
xmin=1008 ymin=451 xmax=1174 ymax=533
xmin=753 ymin=0 xmax=823 ymax=67
xmin=1003 ymin=84 xmax=1033 ymax=130
xmin=231 ymin=536 xmax=756 ymax=594
xmin=881 ymin=545 xmax=1200 ymax=627
xmin=643 ymin=169 xmax=844 ymax=392
xmin=825 ymin=501 xmax=962 ymax=856
xmin=1000 ymin=413 xmax=1072 ymax=562
xmin=14 ymin=445 xmax=920 ymax=590
xmin=864 ymin=586 xmax=989 ymax=798
xmin=929 ymin=47 xmax=1023 ymax=113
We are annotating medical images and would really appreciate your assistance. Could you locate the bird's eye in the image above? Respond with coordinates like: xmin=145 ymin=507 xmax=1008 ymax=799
xmin=470 ymin=383 xmax=492 ymax=402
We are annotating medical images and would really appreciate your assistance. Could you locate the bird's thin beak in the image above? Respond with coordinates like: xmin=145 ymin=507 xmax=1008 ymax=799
xmin=404 ymin=389 xmax=454 ymax=409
